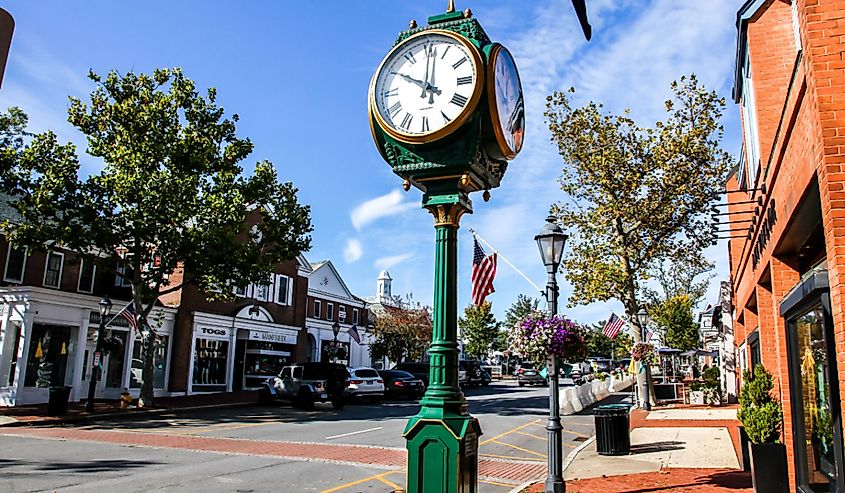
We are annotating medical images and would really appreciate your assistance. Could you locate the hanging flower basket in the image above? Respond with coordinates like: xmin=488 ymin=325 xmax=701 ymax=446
xmin=631 ymin=342 xmax=655 ymax=362
xmin=508 ymin=312 xmax=587 ymax=364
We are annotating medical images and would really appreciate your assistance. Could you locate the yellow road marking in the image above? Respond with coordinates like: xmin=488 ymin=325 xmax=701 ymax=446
xmin=480 ymin=479 xmax=519 ymax=487
xmin=480 ymin=419 xmax=542 ymax=446
xmin=319 ymin=471 xmax=399 ymax=493
xmin=376 ymin=473 xmax=403 ymax=490
xmin=529 ymin=421 xmax=592 ymax=438
xmin=480 ymin=453 xmax=545 ymax=463
xmin=515 ymin=430 xmax=547 ymax=441
xmin=192 ymin=422 xmax=275 ymax=434
xmin=490 ymin=439 xmax=546 ymax=458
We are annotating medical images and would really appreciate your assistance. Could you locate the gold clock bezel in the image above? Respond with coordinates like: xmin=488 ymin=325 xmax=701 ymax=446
xmin=369 ymin=29 xmax=485 ymax=145
xmin=486 ymin=43 xmax=524 ymax=160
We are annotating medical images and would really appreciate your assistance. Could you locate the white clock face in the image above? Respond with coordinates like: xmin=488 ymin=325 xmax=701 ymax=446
xmin=489 ymin=45 xmax=524 ymax=159
xmin=372 ymin=31 xmax=481 ymax=141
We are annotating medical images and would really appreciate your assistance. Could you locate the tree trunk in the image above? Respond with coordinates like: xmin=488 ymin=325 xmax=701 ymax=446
xmin=138 ymin=328 xmax=155 ymax=408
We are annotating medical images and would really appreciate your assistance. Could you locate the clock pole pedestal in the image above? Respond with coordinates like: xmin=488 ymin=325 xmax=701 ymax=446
xmin=404 ymin=184 xmax=479 ymax=493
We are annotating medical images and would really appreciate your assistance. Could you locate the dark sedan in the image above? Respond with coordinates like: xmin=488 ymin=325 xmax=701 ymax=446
xmin=378 ymin=370 xmax=425 ymax=399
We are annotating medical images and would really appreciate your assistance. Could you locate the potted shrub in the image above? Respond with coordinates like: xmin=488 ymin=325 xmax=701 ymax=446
xmin=737 ymin=364 xmax=788 ymax=493
xmin=688 ymin=380 xmax=705 ymax=405
xmin=702 ymin=366 xmax=723 ymax=406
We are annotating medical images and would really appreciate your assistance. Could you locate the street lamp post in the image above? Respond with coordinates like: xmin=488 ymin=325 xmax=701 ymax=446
xmin=636 ymin=308 xmax=652 ymax=411
xmin=331 ymin=321 xmax=341 ymax=363
xmin=85 ymin=296 xmax=112 ymax=412
xmin=535 ymin=215 xmax=569 ymax=493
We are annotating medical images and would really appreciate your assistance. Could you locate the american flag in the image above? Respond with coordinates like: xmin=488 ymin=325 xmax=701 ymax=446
xmin=348 ymin=324 xmax=361 ymax=344
xmin=471 ymin=237 xmax=497 ymax=306
xmin=119 ymin=302 xmax=139 ymax=331
xmin=602 ymin=313 xmax=625 ymax=339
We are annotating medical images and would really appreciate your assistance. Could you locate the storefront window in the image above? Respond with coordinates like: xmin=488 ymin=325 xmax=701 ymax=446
xmin=104 ymin=330 xmax=128 ymax=389
xmin=3 ymin=321 xmax=22 ymax=386
xmin=794 ymin=307 xmax=838 ymax=491
xmin=193 ymin=338 xmax=228 ymax=392
xmin=24 ymin=324 xmax=71 ymax=388
xmin=130 ymin=335 xmax=169 ymax=389
xmin=242 ymin=340 xmax=292 ymax=389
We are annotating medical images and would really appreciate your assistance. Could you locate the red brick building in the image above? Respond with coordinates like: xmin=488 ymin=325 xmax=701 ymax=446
xmin=727 ymin=0 xmax=845 ymax=490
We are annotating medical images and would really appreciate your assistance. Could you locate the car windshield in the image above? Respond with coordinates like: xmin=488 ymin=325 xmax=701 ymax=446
xmin=391 ymin=371 xmax=415 ymax=379
xmin=354 ymin=369 xmax=379 ymax=378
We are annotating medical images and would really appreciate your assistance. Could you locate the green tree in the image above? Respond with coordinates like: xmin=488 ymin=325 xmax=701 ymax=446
xmin=585 ymin=324 xmax=613 ymax=358
xmin=651 ymin=294 xmax=700 ymax=351
xmin=613 ymin=331 xmax=634 ymax=360
xmin=0 ymin=69 xmax=312 ymax=407
xmin=370 ymin=295 xmax=432 ymax=363
xmin=503 ymin=294 xmax=541 ymax=329
xmin=642 ymin=254 xmax=714 ymax=308
xmin=458 ymin=301 xmax=500 ymax=360
xmin=545 ymin=74 xmax=731 ymax=406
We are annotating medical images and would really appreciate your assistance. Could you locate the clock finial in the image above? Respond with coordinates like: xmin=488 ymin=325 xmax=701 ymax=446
xmin=447 ymin=0 xmax=456 ymax=13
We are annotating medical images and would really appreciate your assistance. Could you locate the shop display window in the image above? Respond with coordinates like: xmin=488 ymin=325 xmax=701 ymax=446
xmin=104 ymin=330 xmax=128 ymax=389
xmin=2 ymin=321 xmax=22 ymax=386
xmin=242 ymin=339 xmax=292 ymax=389
xmin=130 ymin=335 xmax=169 ymax=389
xmin=193 ymin=338 xmax=229 ymax=392
xmin=24 ymin=324 xmax=71 ymax=388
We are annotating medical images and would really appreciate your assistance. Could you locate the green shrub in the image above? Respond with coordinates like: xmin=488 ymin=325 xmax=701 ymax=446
xmin=737 ymin=364 xmax=782 ymax=444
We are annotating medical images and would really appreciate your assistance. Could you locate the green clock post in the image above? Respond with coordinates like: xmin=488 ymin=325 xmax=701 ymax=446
xmin=368 ymin=2 xmax=524 ymax=491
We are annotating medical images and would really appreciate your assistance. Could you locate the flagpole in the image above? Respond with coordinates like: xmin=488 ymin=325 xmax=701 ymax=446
xmin=469 ymin=229 xmax=544 ymax=295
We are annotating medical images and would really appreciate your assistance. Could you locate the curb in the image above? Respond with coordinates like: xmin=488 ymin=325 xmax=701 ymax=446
xmin=507 ymin=435 xmax=596 ymax=493
xmin=0 ymin=400 xmax=256 ymax=428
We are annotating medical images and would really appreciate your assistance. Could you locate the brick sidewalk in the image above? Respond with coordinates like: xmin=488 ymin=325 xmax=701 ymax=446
xmin=0 ymin=427 xmax=546 ymax=485
xmin=0 ymin=391 xmax=259 ymax=426
xmin=522 ymin=468 xmax=752 ymax=492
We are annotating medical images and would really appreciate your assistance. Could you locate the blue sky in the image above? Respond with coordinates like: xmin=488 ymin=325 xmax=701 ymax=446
xmin=0 ymin=1 xmax=743 ymax=326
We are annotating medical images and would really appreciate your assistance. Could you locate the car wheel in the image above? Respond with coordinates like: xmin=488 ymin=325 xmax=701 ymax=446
xmin=518 ymin=381 xmax=525 ymax=387
xmin=331 ymin=397 xmax=346 ymax=410
xmin=296 ymin=391 xmax=315 ymax=411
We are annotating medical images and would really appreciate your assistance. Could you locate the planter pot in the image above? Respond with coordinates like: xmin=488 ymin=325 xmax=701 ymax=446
xmin=749 ymin=442 xmax=789 ymax=493
xmin=739 ymin=427 xmax=751 ymax=472
xmin=689 ymin=390 xmax=705 ymax=405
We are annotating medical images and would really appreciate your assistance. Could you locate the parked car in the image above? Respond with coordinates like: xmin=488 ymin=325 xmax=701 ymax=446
xmin=378 ymin=370 xmax=425 ymax=399
xmin=393 ymin=361 xmax=467 ymax=387
xmin=345 ymin=367 xmax=385 ymax=402
xmin=516 ymin=363 xmax=547 ymax=387
xmin=459 ymin=360 xmax=491 ymax=388
xmin=569 ymin=361 xmax=593 ymax=385
xmin=262 ymin=362 xmax=349 ymax=411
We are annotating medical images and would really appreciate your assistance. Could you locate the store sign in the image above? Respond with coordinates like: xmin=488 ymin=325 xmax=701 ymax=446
xmin=752 ymin=199 xmax=778 ymax=270
xmin=89 ymin=311 xmax=131 ymax=328
xmin=248 ymin=330 xmax=296 ymax=345
xmin=200 ymin=327 xmax=230 ymax=337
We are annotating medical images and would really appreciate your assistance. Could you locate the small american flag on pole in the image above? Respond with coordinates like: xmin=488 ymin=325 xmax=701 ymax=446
xmin=348 ymin=325 xmax=361 ymax=344
xmin=602 ymin=313 xmax=625 ymax=340
xmin=119 ymin=302 xmax=139 ymax=331
xmin=471 ymin=237 xmax=497 ymax=306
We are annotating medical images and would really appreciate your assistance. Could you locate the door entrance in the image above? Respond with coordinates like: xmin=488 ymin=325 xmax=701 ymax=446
xmin=81 ymin=328 xmax=129 ymax=400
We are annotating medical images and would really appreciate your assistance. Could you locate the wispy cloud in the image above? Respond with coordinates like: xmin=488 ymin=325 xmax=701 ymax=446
xmin=343 ymin=238 xmax=363 ymax=263
xmin=350 ymin=190 xmax=417 ymax=230
xmin=375 ymin=252 xmax=414 ymax=270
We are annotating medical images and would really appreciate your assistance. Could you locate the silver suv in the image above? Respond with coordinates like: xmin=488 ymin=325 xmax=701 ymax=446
xmin=263 ymin=362 xmax=349 ymax=411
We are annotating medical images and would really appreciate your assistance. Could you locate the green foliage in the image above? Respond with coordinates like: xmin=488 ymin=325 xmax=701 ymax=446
xmin=738 ymin=365 xmax=783 ymax=444
xmin=0 ymin=69 xmax=312 ymax=406
xmin=544 ymin=75 xmax=732 ymax=328
xmin=650 ymin=295 xmax=700 ymax=351
xmin=458 ymin=301 xmax=501 ymax=360
xmin=613 ymin=332 xmax=633 ymax=360
xmin=585 ymin=323 xmax=613 ymax=357
xmin=642 ymin=255 xmax=714 ymax=308
xmin=504 ymin=294 xmax=540 ymax=329
xmin=369 ymin=295 xmax=432 ymax=363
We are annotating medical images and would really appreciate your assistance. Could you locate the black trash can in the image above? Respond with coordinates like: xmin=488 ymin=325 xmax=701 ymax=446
xmin=594 ymin=403 xmax=631 ymax=455
xmin=47 ymin=386 xmax=72 ymax=416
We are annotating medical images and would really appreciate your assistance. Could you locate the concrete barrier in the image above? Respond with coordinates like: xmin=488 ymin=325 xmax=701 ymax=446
xmin=559 ymin=374 xmax=636 ymax=415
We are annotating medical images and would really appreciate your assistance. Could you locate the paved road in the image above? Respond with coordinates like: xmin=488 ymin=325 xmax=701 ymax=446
xmin=0 ymin=381 xmax=606 ymax=493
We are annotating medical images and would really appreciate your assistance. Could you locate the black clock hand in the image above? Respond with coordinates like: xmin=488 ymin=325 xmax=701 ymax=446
xmin=427 ymin=48 xmax=438 ymax=104
xmin=421 ymin=46 xmax=431 ymax=98
xmin=396 ymin=72 xmax=443 ymax=96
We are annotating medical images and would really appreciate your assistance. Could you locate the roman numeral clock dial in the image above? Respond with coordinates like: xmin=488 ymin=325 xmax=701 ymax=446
xmin=370 ymin=30 xmax=484 ymax=144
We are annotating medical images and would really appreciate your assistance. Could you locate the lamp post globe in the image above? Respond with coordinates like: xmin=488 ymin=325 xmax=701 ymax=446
xmin=331 ymin=321 xmax=341 ymax=363
xmin=332 ymin=321 xmax=341 ymax=339
xmin=535 ymin=215 xmax=568 ymax=274
xmin=99 ymin=296 xmax=112 ymax=318
xmin=536 ymin=215 xmax=568 ymax=493
xmin=85 ymin=296 xmax=112 ymax=412
xmin=636 ymin=308 xmax=649 ymax=327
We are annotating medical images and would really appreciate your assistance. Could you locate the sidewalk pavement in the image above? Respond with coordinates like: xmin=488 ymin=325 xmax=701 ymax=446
xmin=0 ymin=391 xmax=259 ymax=427
xmin=520 ymin=405 xmax=752 ymax=493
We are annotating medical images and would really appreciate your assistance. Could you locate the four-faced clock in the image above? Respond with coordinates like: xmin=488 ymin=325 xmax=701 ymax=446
xmin=486 ymin=44 xmax=525 ymax=160
xmin=371 ymin=30 xmax=484 ymax=144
